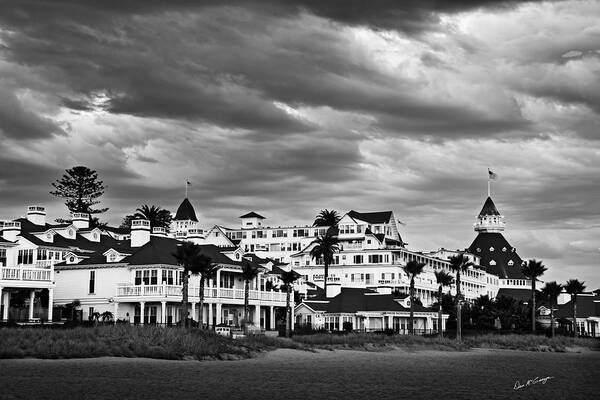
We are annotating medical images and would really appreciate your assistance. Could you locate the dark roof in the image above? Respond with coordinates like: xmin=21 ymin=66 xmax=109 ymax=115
xmin=239 ymin=211 xmax=265 ymax=219
xmin=347 ymin=210 xmax=392 ymax=224
xmin=478 ymin=197 xmax=501 ymax=216
xmin=174 ymin=198 xmax=198 ymax=222
xmin=468 ymin=232 xmax=525 ymax=279
xmin=496 ymin=288 xmax=532 ymax=303
xmin=102 ymin=226 xmax=130 ymax=235
xmin=304 ymin=288 xmax=431 ymax=314
xmin=124 ymin=237 xmax=237 ymax=266
xmin=555 ymin=295 xmax=600 ymax=319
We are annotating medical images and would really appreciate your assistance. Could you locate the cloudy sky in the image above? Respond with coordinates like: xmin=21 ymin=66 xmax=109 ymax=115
xmin=0 ymin=0 xmax=598 ymax=288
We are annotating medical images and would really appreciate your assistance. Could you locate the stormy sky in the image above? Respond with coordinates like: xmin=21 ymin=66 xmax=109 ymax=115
xmin=0 ymin=0 xmax=598 ymax=288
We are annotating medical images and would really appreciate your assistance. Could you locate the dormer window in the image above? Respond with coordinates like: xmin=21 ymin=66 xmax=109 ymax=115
xmin=490 ymin=260 xmax=496 ymax=266
xmin=109 ymin=253 xmax=116 ymax=262
xmin=46 ymin=233 xmax=52 ymax=240
xmin=476 ymin=248 xmax=481 ymax=252
xmin=508 ymin=260 xmax=514 ymax=266
xmin=69 ymin=256 xmax=75 ymax=263
xmin=489 ymin=247 xmax=494 ymax=252
xmin=68 ymin=229 xmax=74 ymax=237
xmin=93 ymin=232 xmax=98 ymax=240
xmin=502 ymin=247 xmax=507 ymax=252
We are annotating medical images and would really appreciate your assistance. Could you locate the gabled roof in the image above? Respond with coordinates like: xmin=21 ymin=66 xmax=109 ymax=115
xmin=478 ymin=197 xmax=501 ymax=216
xmin=555 ymin=294 xmax=600 ymax=319
xmin=468 ymin=232 xmax=525 ymax=279
xmin=303 ymin=288 xmax=432 ymax=314
xmin=174 ymin=198 xmax=198 ymax=222
xmin=239 ymin=211 xmax=265 ymax=219
xmin=347 ymin=210 xmax=392 ymax=225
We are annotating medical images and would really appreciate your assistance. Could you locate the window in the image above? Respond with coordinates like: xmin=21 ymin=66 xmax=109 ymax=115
xmin=135 ymin=271 xmax=142 ymax=285
xmin=143 ymin=270 xmax=150 ymax=285
xmin=89 ymin=271 xmax=96 ymax=294
xmin=151 ymin=270 xmax=158 ymax=285
xmin=109 ymin=253 xmax=116 ymax=262
xmin=353 ymin=255 xmax=363 ymax=264
xmin=17 ymin=249 xmax=34 ymax=265
xmin=0 ymin=249 xmax=6 ymax=266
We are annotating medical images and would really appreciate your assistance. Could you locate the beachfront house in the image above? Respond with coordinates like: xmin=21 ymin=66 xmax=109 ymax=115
xmin=295 ymin=284 xmax=448 ymax=334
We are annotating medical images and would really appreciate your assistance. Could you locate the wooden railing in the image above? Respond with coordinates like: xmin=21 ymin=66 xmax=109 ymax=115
xmin=115 ymin=284 xmax=287 ymax=303
xmin=1 ymin=267 xmax=52 ymax=281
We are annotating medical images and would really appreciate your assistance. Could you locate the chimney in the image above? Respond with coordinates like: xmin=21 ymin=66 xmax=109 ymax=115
xmin=151 ymin=227 xmax=167 ymax=237
xmin=71 ymin=213 xmax=90 ymax=229
xmin=326 ymin=282 xmax=342 ymax=298
xmin=130 ymin=219 xmax=151 ymax=247
xmin=2 ymin=221 xmax=21 ymax=242
xmin=27 ymin=205 xmax=46 ymax=226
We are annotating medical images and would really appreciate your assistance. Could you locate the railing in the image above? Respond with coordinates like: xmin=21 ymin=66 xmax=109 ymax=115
xmin=115 ymin=284 xmax=287 ymax=303
xmin=1 ymin=267 xmax=52 ymax=281
xmin=34 ymin=260 xmax=54 ymax=269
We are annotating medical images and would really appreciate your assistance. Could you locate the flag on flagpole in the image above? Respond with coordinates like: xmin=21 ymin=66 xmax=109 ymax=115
xmin=186 ymin=181 xmax=191 ymax=185
xmin=488 ymin=169 xmax=498 ymax=180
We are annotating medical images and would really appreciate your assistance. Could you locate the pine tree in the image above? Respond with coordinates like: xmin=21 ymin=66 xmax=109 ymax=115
xmin=50 ymin=166 xmax=108 ymax=216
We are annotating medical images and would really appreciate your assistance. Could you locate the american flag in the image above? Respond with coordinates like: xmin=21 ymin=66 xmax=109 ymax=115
xmin=488 ymin=169 xmax=498 ymax=180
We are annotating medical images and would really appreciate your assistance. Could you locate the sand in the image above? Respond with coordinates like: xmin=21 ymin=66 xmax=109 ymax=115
xmin=0 ymin=348 xmax=598 ymax=399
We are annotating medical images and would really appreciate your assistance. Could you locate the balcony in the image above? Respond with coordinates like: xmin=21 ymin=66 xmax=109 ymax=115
xmin=115 ymin=284 xmax=287 ymax=304
xmin=1 ymin=266 xmax=53 ymax=282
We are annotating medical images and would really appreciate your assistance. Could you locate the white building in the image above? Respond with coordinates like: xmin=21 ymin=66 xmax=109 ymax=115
xmin=291 ymin=210 xmax=490 ymax=307
xmin=295 ymin=285 xmax=448 ymax=334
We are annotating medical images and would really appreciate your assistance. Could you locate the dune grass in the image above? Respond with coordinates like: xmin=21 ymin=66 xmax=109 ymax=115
xmin=0 ymin=326 xmax=597 ymax=361
xmin=0 ymin=325 xmax=303 ymax=360
xmin=291 ymin=332 xmax=599 ymax=352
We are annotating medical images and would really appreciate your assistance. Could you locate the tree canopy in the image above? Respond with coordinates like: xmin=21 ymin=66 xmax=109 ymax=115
xmin=50 ymin=166 xmax=108 ymax=215
xmin=313 ymin=209 xmax=341 ymax=227
xmin=121 ymin=204 xmax=173 ymax=230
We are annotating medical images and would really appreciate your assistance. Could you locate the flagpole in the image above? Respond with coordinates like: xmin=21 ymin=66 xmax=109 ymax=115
xmin=185 ymin=179 xmax=188 ymax=198
xmin=488 ymin=179 xmax=491 ymax=197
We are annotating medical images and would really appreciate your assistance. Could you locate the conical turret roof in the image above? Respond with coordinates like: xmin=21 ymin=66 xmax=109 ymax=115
xmin=174 ymin=198 xmax=198 ymax=222
xmin=478 ymin=197 xmax=500 ymax=216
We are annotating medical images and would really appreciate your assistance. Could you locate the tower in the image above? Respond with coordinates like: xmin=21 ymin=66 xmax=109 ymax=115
xmin=171 ymin=198 xmax=201 ymax=238
xmin=474 ymin=197 xmax=505 ymax=233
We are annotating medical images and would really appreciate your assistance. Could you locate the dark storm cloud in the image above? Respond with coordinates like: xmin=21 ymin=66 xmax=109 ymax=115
xmin=0 ymin=90 xmax=66 ymax=140
xmin=0 ymin=0 xmax=539 ymax=140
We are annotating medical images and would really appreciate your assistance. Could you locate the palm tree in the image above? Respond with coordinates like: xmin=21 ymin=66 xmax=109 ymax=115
xmin=191 ymin=254 xmax=219 ymax=329
xmin=172 ymin=241 xmax=199 ymax=328
xmin=541 ymin=281 xmax=563 ymax=338
xmin=313 ymin=209 xmax=341 ymax=227
xmin=91 ymin=311 xmax=101 ymax=324
xmin=134 ymin=204 xmax=172 ymax=229
xmin=565 ymin=279 xmax=586 ymax=337
xmin=309 ymin=229 xmax=339 ymax=297
xmin=434 ymin=270 xmax=454 ymax=338
xmin=521 ymin=259 xmax=547 ymax=332
xmin=280 ymin=270 xmax=301 ymax=337
xmin=101 ymin=311 xmax=114 ymax=323
xmin=449 ymin=253 xmax=473 ymax=341
xmin=402 ymin=260 xmax=426 ymax=334
xmin=241 ymin=260 xmax=261 ymax=331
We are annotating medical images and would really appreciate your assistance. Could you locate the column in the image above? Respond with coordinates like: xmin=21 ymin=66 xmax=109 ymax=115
xmin=47 ymin=288 xmax=54 ymax=322
xmin=2 ymin=290 xmax=9 ymax=321
xmin=29 ymin=290 xmax=35 ymax=321
xmin=0 ymin=287 xmax=3 ymax=321
xmin=269 ymin=306 xmax=275 ymax=331
xmin=426 ymin=316 xmax=431 ymax=334
xmin=255 ymin=304 xmax=261 ymax=327
xmin=161 ymin=301 xmax=166 ymax=324
xmin=216 ymin=270 xmax=221 ymax=289
xmin=291 ymin=306 xmax=295 ymax=331
xmin=191 ymin=302 xmax=196 ymax=322
xmin=365 ymin=317 xmax=370 ymax=332
xmin=338 ymin=316 xmax=343 ymax=331
xmin=387 ymin=315 xmax=392 ymax=330
xmin=113 ymin=301 xmax=119 ymax=325
xmin=215 ymin=303 xmax=222 ymax=325
xmin=140 ymin=301 xmax=145 ymax=325
xmin=208 ymin=303 xmax=213 ymax=328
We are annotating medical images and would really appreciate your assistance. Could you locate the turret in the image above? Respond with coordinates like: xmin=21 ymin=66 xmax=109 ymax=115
xmin=474 ymin=197 xmax=505 ymax=233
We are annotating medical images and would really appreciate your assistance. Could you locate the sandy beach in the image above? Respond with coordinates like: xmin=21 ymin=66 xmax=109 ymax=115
xmin=1 ymin=348 xmax=598 ymax=400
